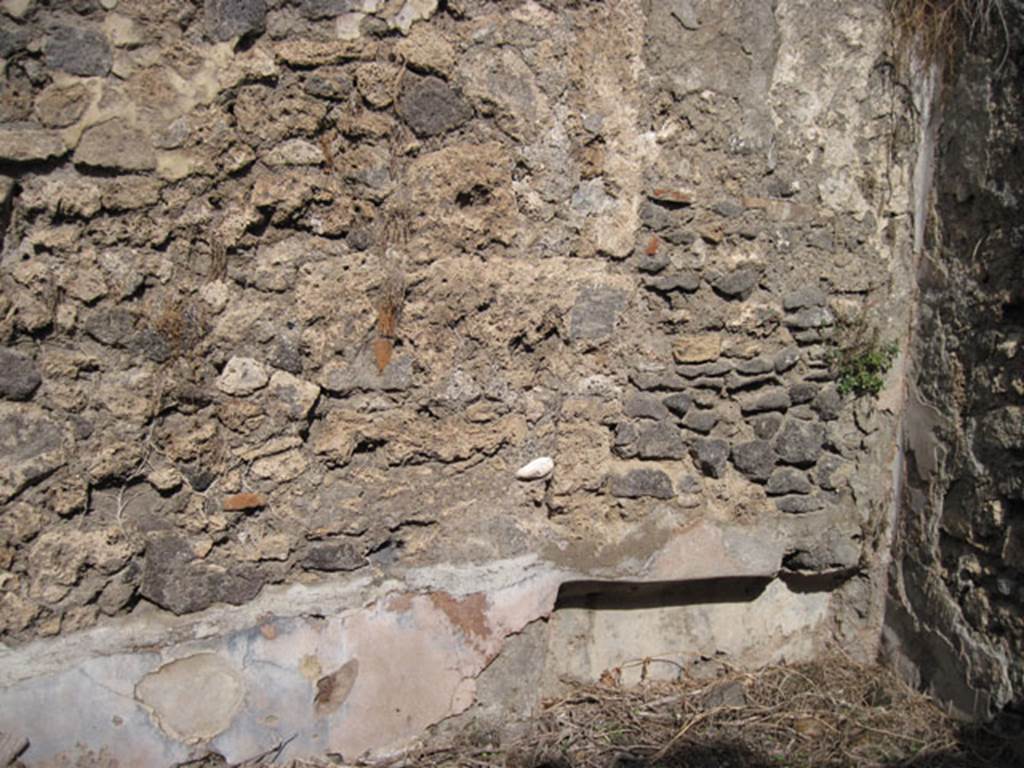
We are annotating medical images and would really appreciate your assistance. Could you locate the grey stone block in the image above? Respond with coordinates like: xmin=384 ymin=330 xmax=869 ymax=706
xmin=45 ymin=26 xmax=111 ymax=77
xmin=609 ymin=468 xmax=674 ymax=499
xmin=397 ymin=75 xmax=473 ymax=137
xmin=205 ymin=0 xmax=267 ymax=42
xmin=0 ymin=348 xmax=41 ymax=401
xmin=766 ymin=467 xmax=812 ymax=495
xmin=624 ymin=393 xmax=671 ymax=420
xmin=731 ymin=440 xmax=776 ymax=482
xmin=691 ymin=438 xmax=728 ymax=478
xmin=637 ymin=421 xmax=688 ymax=460
xmin=775 ymin=420 xmax=825 ymax=466
xmin=570 ymin=285 xmax=628 ymax=342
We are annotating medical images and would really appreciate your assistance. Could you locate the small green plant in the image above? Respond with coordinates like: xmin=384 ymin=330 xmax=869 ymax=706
xmin=830 ymin=325 xmax=899 ymax=397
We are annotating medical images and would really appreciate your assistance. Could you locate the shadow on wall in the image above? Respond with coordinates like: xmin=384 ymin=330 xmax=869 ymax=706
xmin=553 ymin=577 xmax=772 ymax=611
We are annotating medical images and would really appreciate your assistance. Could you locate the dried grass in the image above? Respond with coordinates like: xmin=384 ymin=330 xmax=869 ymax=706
xmin=228 ymin=656 xmax=1019 ymax=768
xmin=890 ymin=0 xmax=1010 ymax=70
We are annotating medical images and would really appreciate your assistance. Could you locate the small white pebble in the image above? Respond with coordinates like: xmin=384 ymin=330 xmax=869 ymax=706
xmin=515 ymin=456 xmax=554 ymax=480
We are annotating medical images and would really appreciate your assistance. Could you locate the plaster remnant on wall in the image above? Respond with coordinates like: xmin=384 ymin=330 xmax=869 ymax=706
xmin=135 ymin=653 xmax=245 ymax=743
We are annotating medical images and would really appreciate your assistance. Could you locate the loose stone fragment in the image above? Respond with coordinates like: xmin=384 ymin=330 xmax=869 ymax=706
xmin=785 ymin=527 xmax=859 ymax=569
xmin=609 ymin=468 xmax=674 ymax=499
xmin=267 ymin=371 xmax=320 ymax=420
xmin=613 ymin=422 xmax=638 ymax=458
xmin=636 ymin=252 xmax=670 ymax=274
xmin=0 ymin=404 xmax=65 ymax=503
xmin=647 ymin=187 xmax=695 ymax=206
xmin=319 ymin=355 xmax=414 ymax=395
xmin=816 ymin=454 xmax=846 ymax=490
xmin=35 ymin=83 xmax=91 ymax=129
xmin=140 ymin=531 xmax=261 ymax=614
xmin=395 ymin=24 xmax=456 ymax=77
xmin=84 ymin=308 xmax=137 ymax=347
xmin=515 ymin=456 xmax=554 ymax=480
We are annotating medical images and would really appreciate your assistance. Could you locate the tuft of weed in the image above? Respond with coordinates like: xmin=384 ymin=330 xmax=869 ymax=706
xmin=829 ymin=317 xmax=900 ymax=397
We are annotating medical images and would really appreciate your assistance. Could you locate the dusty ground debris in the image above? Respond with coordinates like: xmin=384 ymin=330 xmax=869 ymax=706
xmin=167 ymin=657 xmax=1023 ymax=768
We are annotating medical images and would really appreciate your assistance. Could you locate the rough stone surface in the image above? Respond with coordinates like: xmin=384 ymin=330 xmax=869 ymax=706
xmin=0 ymin=0 xmax=929 ymax=751
xmin=216 ymin=357 xmax=270 ymax=397
xmin=886 ymin=11 xmax=1024 ymax=720
xmin=766 ymin=467 xmax=813 ymax=496
xmin=636 ymin=422 xmax=687 ymax=460
xmin=73 ymin=119 xmax=156 ymax=172
xmin=0 ymin=124 xmax=67 ymax=163
xmin=731 ymin=440 xmax=776 ymax=482
xmin=205 ymin=0 xmax=266 ymax=42
xmin=396 ymin=74 xmax=473 ymax=137
xmin=691 ymin=439 xmax=729 ymax=478
xmin=662 ymin=393 xmax=693 ymax=416
xmin=302 ymin=541 xmax=366 ymax=572
xmin=0 ymin=348 xmax=41 ymax=401
xmin=623 ymin=393 xmax=670 ymax=420
xmin=609 ymin=468 xmax=674 ymax=499
xmin=570 ymin=286 xmax=628 ymax=341
xmin=0 ymin=405 xmax=65 ymax=503
xmin=775 ymin=420 xmax=825 ymax=467
xmin=673 ymin=333 xmax=721 ymax=364
xmin=712 ymin=268 xmax=760 ymax=299
xmin=45 ymin=26 xmax=112 ymax=77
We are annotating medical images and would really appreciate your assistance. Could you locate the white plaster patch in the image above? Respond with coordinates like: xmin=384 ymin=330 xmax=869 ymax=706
xmin=135 ymin=653 xmax=244 ymax=743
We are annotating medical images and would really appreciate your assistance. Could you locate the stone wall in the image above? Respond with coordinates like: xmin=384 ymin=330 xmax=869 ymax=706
xmin=0 ymin=0 xmax=920 ymax=763
xmin=885 ymin=2 xmax=1024 ymax=720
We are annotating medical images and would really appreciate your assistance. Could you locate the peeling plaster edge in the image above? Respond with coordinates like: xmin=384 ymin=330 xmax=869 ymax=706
xmin=0 ymin=554 xmax=563 ymax=687
xmin=0 ymin=517 xmax=795 ymax=689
